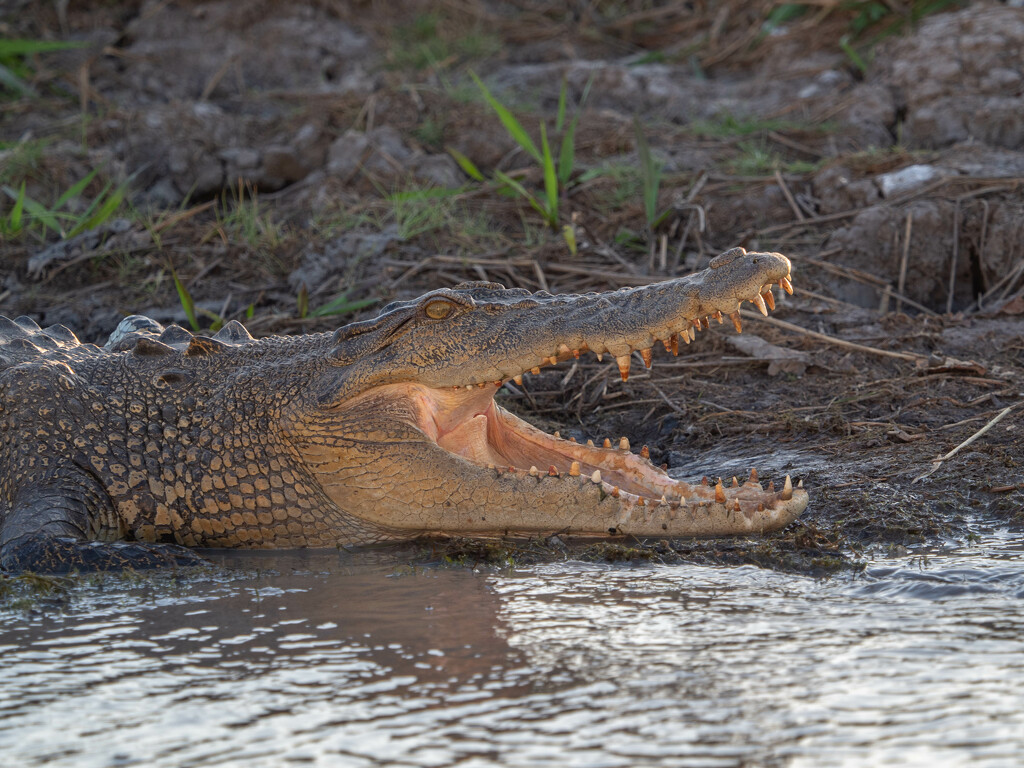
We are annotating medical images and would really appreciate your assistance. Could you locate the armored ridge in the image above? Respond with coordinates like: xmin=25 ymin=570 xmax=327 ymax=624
xmin=0 ymin=247 xmax=807 ymax=572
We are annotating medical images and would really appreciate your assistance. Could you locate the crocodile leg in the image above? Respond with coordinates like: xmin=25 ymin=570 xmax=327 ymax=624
xmin=0 ymin=472 xmax=206 ymax=573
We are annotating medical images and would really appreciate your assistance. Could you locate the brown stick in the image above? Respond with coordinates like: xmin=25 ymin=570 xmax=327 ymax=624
xmin=912 ymin=404 xmax=1018 ymax=483
xmin=896 ymin=212 xmax=912 ymax=314
xmin=739 ymin=310 xmax=928 ymax=363
xmin=775 ymin=169 xmax=806 ymax=222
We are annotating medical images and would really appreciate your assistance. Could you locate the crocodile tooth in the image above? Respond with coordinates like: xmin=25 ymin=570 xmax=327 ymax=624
xmin=553 ymin=431 xmax=561 ymax=438
xmin=531 ymin=366 xmax=541 ymax=375
xmin=749 ymin=467 xmax=759 ymax=483
xmin=729 ymin=312 xmax=742 ymax=333
xmin=782 ymin=475 xmax=794 ymax=500
xmin=572 ymin=348 xmax=581 ymax=359
xmin=762 ymin=287 xmax=775 ymax=310
xmin=586 ymin=439 xmax=595 ymax=448
xmin=713 ymin=310 xmax=723 ymax=324
xmin=681 ymin=331 xmax=691 ymax=345
xmin=701 ymin=476 xmax=709 ymax=485
xmin=591 ymin=470 xmax=602 ymax=484
xmin=798 ymin=479 xmax=804 ymax=488
xmin=780 ymin=276 xmax=794 ymax=294
xmin=596 ymin=353 xmax=604 ymax=362
xmin=661 ymin=337 xmax=672 ymax=352
xmin=715 ymin=479 xmax=726 ymax=503
xmin=640 ymin=445 xmax=649 ymax=459
xmin=616 ymin=355 xmax=631 ymax=381
xmin=688 ymin=326 xmax=696 ymax=341
xmin=732 ymin=476 xmax=739 ymax=487
xmin=733 ymin=500 xmax=741 ymax=512
xmin=547 ymin=356 xmax=558 ymax=366
xmin=493 ymin=380 xmax=502 ymax=387
xmin=477 ymin=382 xmax=487 ymax=388
xmin=692 ymin=318 xmax=701 ymax=331
xmin=529 ymin=466 xmax=539 ymax=476
xmin=559 ymin=343 xmax=572 ymax=356
xmin=671 ymin=333 xmax=679 ymax=355
xmin=548 ymin=466 xmax=559 ymax=476
xmin=637 ymin=497 xmax=646 ymax=507
xmin=640 ymin=347 xmax=652 ymax=368
xmin=753 ymin=292 xmax=768 ymax=316
xmin=569 ymin=437 xmax=577 ymax=443
xmin=465 ymin=384 xmax=474 ymax=390
xmin=611 ymin=486 xmax=620 ymax=498
xmin=768 ymin=480 xmax=775 ymax=492
xmin=758 ymin=503 xmax=765 ymax=511
xmin=659 ymin=495 xmax=667 ymax=507
xmin=569 ymin=461 xmax=581 ymax=476
xmin=603 ymin=438 xmax=612 ymax=448
xmin=618 ymin=436 xmax=629 ymax=451
xmin=514 ymin=374 xmax=524 ymax=386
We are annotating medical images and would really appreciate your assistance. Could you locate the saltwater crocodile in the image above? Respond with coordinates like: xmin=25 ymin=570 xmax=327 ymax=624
xmin=0 ymin=247 xmax=807 ymax=572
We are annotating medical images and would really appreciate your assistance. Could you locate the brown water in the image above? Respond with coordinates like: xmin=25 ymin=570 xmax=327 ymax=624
xmin=2 ymin=526 xmax=1024 ymax=768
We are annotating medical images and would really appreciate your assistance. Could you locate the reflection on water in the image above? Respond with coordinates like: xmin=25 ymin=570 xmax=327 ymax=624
xmin=1 ymin=530 xmax=1023 ymax=767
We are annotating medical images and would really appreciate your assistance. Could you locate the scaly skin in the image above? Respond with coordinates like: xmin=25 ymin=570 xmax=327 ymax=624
xmin=0 ymin=248 xmax=807 ymax=572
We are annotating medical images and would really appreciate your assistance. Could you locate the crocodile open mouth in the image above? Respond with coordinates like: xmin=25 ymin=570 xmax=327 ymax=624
xmin=401 ymin=275 xmax=801 ymax=513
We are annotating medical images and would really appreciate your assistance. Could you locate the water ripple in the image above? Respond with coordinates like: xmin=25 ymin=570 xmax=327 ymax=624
xmin=1 ymin=529 xmax=1022 ymax=767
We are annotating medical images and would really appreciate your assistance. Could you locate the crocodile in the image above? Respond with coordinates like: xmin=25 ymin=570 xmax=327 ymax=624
xmin=0 ymin=247 xmax=808 ymax=572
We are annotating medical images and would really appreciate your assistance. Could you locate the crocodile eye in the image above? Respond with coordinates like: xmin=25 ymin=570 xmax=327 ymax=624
xmin=424 ymin=300 xmax=455 ymax=320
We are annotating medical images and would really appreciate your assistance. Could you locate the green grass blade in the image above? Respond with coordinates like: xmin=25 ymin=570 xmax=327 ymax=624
xmin=469 ymin=71 xmax=541 ymax=163
xmin=558 ymin=111 xmax=578 ymax=189
xmin=446 ymin=146 xmax=486 ymax=181
xmin=579 ymin=72 xmax=595 ymax=109
xmin=197 ymin=309 xmax=225 ymax=332
xmin=3 ymin=185 xmax=62 ymax=235
xmin=562 ymin=224 xmax=577 ymax=255
xmin=311 ymin=293 xmax=379 ymax=318
xmin=70 ymin=180 xmax=110 ymax=229
xmin=53 ymin=169 xmax=97 ymax=210
xmin=0 ymin=39 xmax=88 ymax=56
xmin=557 ymin=74 xmax=592 ymax=188
xmin=71 ymin=180 xmax=128 ymax=236
xmin=493 ymin=169 xmax=545 ymax=219
xmin=555 ymin=77 xmax=568 ymax=133
xmin=633 ymin=117 xmax=661 ymax=228
xmin=839 ymin=34 xmax=868 ymax=76
xmin=8 ymin=181 xmax=25 ymax=233
xmin=0 ymin=62 xmax=36 ymax=97
xmin=171 ymin=268 xmax=200 ymax=331
xmin=540 ymin=123 xmax=558 ymax=226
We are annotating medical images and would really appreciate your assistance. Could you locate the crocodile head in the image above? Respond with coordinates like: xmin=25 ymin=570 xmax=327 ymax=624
xmin=287 ymin=247 xmax=808 ymax=540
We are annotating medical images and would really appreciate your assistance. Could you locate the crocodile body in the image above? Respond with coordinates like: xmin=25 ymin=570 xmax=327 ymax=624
xmin=0 ymin=248 xmax=808 ymax=571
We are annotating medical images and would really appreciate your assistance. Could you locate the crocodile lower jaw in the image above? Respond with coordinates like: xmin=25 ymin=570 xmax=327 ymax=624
xmin=409 ymin=381 xmax=802 ymax=518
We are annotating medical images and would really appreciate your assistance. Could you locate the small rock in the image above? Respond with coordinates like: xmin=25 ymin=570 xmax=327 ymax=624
xmin=877 ymin=164 xmax=942 ymax=197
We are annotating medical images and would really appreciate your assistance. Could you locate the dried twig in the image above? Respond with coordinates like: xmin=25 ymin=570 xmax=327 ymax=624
xmin=775 ymin=169 xmax=805 ymax=222
xmin=912 ymin=404 xmax=1018 ymax=483
xmin=739 ymin=310 xmax=929 ymax=363
xmin=946 ymin=200 xmax=960 ymax=314
xmin=896 ymin=211 xmax=912 ymax=313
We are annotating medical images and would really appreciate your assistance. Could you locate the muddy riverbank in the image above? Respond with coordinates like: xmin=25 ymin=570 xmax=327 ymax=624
xmin=1 ymin=1 xmax=1022 ymax=571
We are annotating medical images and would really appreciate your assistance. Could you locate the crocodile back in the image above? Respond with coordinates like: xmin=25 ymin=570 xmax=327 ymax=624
xmin=0 ymin=316 xmax=93 ymax=370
